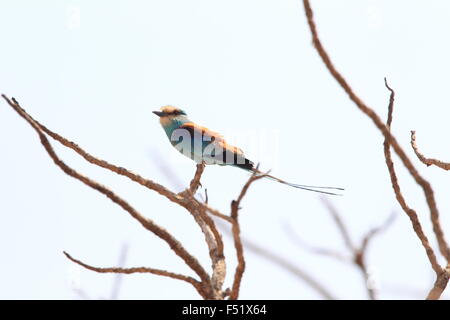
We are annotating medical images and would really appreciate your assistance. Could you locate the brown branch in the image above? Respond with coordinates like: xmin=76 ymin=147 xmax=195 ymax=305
xmin=189 ymin=163 xmax=205 ymax=194
xmin=427 ymin=262 xmax=450 ymax=300
xmin=64 ymin=251 xmax=207 ymax=299
xmin=229 ymin=169 xmax=268 ymax=300
xmin=382 ymin=80 xmax=449 ymax=299
xmin=381 ymin=81 xmax=443 ymax=276
xmin=2 ymin=94 xmax=214 ymax=298
xmin=302 ymin=1 xmax=450 ymax=299
xmin=302 ymin=0 xmax=450 ymax=263
xmin=205 ymin=204 xmax=234 ymax=223
xmin=175 ymin=163 xmax=226 ymax=298
xmin=411 ymin=131 xmax=450 ymax=170
xmin=179 ymin=164 xmax=224 ymax=262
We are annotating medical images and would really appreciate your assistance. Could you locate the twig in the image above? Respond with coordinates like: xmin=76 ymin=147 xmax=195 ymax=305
xmin=205 ymin=204 xmax=233 ymax=223
xmin=229 ymin=168 xmax=268 ymax=300
xmin=64 ymin=251 xmax=207 ymax=299
xmin=411 ymin=131 xmax=450 ymax=170
xmin=189 ymin=163 xmax=205 ymax=194
xmin=302 ymin=0 xmax=450 ymax=263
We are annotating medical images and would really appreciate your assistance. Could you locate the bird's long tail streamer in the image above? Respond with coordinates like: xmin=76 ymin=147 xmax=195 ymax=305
xmin=251 ymin=168 xmax=344 ymax=196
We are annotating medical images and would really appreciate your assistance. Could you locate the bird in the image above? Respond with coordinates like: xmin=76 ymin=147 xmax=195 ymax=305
xmin=153 ymin=106 xmax=343 ymax=195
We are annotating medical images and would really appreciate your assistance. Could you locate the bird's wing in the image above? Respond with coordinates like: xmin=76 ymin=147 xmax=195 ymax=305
xmin=179 ymin=122 xmax=246 ymax=164
xmin=179 ymin=122 xmax=224 ymax=143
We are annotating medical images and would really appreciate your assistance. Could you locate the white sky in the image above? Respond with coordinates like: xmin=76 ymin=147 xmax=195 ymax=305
xmin=1 ymin=0 xmax=450 ymax=299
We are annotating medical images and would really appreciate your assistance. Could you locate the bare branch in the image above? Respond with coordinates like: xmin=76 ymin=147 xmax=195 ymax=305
xmin=427 ymin=263 xmax=450 ymax=300
xmin=382 ymin=79 xmax=449 ymax=299
xmin=411 ymin=131 xmax=450 ymax=171
xmin=2 ymin=95 xmax=213 ymax=297
xmin=189 ymin=163 xmax=205 ymax=194
xmin=175 ymin=164 xmax=226 ymax=298
xmin=205 ymin=204 xmax=233 ymax=223
xmin=64 ymin=251 xmax=207 ymax=299
xmin=302 ymin=0 xmax=450 ymax=263
xmin=229 ymin=169 xmax=268 ymax=300
xmin=381 ymin=80 xmax=443 ymax=275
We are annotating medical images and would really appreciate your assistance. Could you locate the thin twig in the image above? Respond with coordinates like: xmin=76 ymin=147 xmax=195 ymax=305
xmin=411 ymin=131 xmax=450 ymax=170
xmin=64 ymin=251 xmax=207 ymax=299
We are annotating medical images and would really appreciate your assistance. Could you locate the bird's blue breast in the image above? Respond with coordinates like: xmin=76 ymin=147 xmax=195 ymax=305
xmin=162 ymin=119 xmax=188 ymax=141
xmin=162 ymin=119 xmax=212 ymax=162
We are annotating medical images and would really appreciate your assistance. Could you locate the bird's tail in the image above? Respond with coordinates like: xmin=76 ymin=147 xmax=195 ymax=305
xmin=250 ymin=168 xmax=344 ymax=196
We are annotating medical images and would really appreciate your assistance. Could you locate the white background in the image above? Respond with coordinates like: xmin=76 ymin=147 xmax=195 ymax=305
xmin=1 ymin=0 xmax=450 ymax=299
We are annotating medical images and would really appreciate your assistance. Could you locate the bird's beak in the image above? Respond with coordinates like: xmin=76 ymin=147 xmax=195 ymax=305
xmin=153 ymin=111 xmax=165 ymax=117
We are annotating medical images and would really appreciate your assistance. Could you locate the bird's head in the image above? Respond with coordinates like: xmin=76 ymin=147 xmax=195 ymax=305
xmin=153 ymin=106 xmax=188 ymax=127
